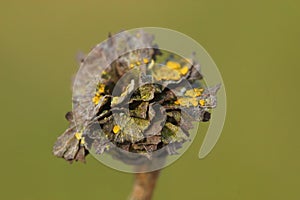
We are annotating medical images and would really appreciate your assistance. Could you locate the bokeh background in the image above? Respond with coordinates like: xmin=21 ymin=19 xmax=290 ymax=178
xmin=1 ymin=0 xmax=299 ymax=199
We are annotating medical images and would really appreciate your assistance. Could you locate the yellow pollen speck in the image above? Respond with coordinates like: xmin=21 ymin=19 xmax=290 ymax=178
xmin=199 ymin=99 xmax=206 ymax=106
xmin=166 ymin=61 xmax=181 ymax=69
xmin=95 ymin=92 xmax=100 ymax=97
xmin=92 ymin=96 xmax=100 ymax=105
xmin=130 ymin=63 xmax=135 ymax=68
xmin=185 ymin=89 xmax=195 ymax=97
xmin=143 ymin=58 xmax=149 ymax=64
xmin=113 ymin=125 xmax=120 ymax=134
xmin=190 ymin=98 xmax=198 ymax=107
xmin=98 ymin=84 xmax=105 ymax=94
xmin=75 ymin=132 xmax=82 ymax=140
xmin=80 ymin=137 xmax=85 ymax=145
xmin=175 ymin=97 xmax=199 ymax=107
xmin=194 ymin=88 xmax=204 ymax=93
xmin=174 ymin=98 xmax=189 ymax=107
xmin=179 ymin=66 xmax=189 ymax=75
xmin=185 ymin=88 xmax=203 ymax=97
xmin=136 ymin=61 xmax=141 ymax=66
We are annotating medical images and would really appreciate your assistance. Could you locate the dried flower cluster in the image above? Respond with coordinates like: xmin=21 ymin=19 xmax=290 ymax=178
xmin=53 ymin=30 xmax=220 ymax=163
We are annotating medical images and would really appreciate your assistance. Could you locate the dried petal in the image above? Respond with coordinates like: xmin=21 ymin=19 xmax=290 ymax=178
xmin=143 ymin=103 xmax=166 ymax=137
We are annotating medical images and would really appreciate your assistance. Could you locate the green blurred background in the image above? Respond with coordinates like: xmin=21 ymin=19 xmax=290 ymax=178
xmin=1 ymin=0 xmax=299 ymax=199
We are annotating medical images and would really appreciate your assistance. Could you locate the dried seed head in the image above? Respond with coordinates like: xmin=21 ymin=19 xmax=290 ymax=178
xmin=53 ymin=29 xmax=221 ymax=169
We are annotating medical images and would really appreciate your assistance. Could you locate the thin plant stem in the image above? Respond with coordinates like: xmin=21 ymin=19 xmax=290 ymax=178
xmin=129 ymin=170 xmax=161 ymax=200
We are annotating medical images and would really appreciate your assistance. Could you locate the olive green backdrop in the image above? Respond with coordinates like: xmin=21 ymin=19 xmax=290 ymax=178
xmin=0 ymin=0 xmax=299 ymax=199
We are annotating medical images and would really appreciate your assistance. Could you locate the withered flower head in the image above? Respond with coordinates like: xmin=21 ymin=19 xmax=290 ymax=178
xmin=53 ymin=30 xmax=220 ymax=166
